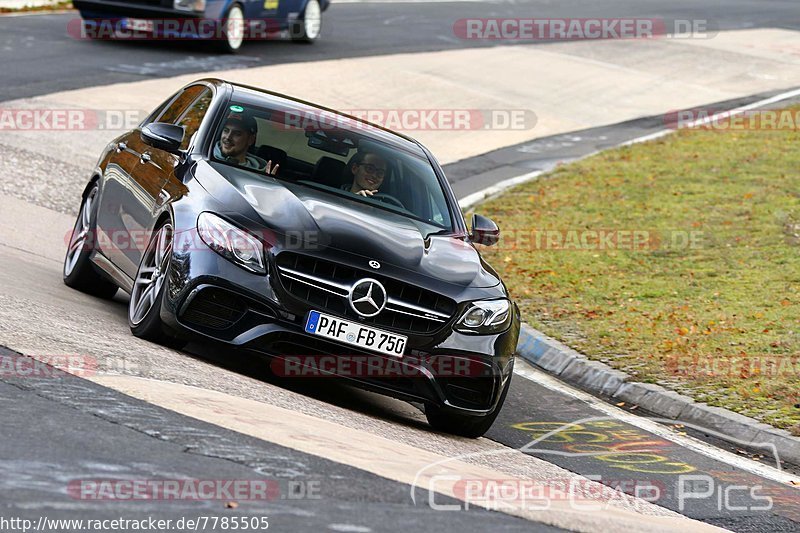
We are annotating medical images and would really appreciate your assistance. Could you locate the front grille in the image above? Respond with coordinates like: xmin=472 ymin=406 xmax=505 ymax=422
xmin=256 ymin=332 xmax=374 ymax=358
xmin=180 ymin=288 xmax=247 ymax=330
xmin=125 ymin=0 xmax=168 ymax=6
xmin=275 ymin=252 xmax=456 ymax=335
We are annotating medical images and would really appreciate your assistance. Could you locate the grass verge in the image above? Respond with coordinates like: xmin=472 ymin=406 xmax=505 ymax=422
xmin=476 ymin=107 xmax=800 ymax=434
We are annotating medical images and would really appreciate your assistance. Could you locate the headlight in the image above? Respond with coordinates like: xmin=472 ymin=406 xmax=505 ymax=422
xmin=198 ymin=212 xmax=266 ymax=274
xmin=174 ymin=0 xmax=205 ymax=12
xmin=455 ymin=299 xmax=512 ymax=334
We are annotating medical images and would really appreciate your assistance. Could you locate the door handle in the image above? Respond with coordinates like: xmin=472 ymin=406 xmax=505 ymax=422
xmin=140 ymin=152 xmax=151 ymax=164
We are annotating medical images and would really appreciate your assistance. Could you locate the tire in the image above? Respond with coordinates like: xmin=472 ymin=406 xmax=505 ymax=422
xmin=128 ymin=220 xmax=187 ymax=349
xmin=291 ymin=0 xmax=321 ymax=43
xmin=425 ymin=374 xmax=511 ymax=438
xmin=216 ymin=3 xmax=246 ymax=53
xmin=63 ymin=183 xmax=119 ymax=299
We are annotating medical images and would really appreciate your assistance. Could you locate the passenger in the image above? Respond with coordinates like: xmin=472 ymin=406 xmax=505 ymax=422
xmin=214 ymin=110 xmax=279 ymax=175
xmin=344 ymin=151 xmax=387 ymax=197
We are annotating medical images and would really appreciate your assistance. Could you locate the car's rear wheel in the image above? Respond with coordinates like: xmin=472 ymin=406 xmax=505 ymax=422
xmin=63 ymin=183 xmax=119 ymax=299
xmin=291 ymin=0 xmax=321 ymax=43
xmin=217 ymin=3 xmax=246 ymax=53
xmin=128 ymin=221 xmax=186 ymax=348
xmin=425 ymin=375 xmax=511 ymax=438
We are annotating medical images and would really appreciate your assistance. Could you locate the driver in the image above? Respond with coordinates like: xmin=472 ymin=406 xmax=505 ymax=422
xmin=214 ymin=110 xmax=279 ymax=175
xmin=345 ymin=151 xmax=387 ymax=197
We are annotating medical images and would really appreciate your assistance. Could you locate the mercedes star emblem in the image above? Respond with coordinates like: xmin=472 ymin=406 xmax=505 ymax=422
xmin=369 ymin=260 xmax=381 ymax=269
xmin=348 ymin=278 xmax=387 ymax=317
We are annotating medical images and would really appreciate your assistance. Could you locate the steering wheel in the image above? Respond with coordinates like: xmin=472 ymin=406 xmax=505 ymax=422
xmin=371 ymin=193 xmax=405 ymax=209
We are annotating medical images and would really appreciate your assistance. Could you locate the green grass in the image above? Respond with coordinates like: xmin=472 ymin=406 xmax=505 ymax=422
xmin=476 ymin=110 xmax=800 ymax=433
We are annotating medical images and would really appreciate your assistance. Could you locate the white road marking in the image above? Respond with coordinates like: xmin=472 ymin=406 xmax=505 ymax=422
xmin=620 ymin=86 xmax=800 ymax=147
xmin=382 ymin=15 xmax=407 ymax=25
xmin=460 ymin=85 xmax=800 ymax=211
xmin=106 ymin=56 xmax=262 ymax=76
xmin=328 ymin=525 xmax=372 ymax=533
xmin=459 ymin=170 xmax=542 ymax=211
xmin=513 ymin=361 xmax=800 ymax=488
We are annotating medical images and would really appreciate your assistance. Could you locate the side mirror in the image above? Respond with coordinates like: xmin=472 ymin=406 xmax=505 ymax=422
xmin=141 ymin=122 xmax=185 ymax=154
xmin=471 ymin=213 xmax=500 ymax=246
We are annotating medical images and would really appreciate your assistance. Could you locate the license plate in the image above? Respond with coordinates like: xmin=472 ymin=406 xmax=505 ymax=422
xmin=124 ymin=18 xmax=154 ymax=32
xmin=304 ymin=310 xmax=407 ymax=358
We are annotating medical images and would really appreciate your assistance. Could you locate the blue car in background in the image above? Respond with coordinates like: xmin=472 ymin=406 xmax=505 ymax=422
xmin=73 ymin=0 xmax=330 ymax=52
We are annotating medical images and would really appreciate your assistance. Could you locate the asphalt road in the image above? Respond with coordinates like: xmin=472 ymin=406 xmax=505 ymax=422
xmin=488 ymin=370 xmax=800 ymax=531
xmin=2 ymin=1 xmax=800 ymax=531
xmin=0 ymin=347 xmax=553 ymax=533
xmin=2 ymin=0 xmax=800 ymax=101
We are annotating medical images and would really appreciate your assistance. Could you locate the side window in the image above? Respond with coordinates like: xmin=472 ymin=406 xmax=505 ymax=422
xmin=142 ymin=91 xmax=178 ymax=126
xmin=155 ymin=85 xmax=207 ymax=124
xmin=175 ymin=88 xmax=213 ymax=150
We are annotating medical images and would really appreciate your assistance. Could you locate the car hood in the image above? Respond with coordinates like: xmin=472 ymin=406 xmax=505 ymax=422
xmin=197 ymin=162 xmax=501 ymax=290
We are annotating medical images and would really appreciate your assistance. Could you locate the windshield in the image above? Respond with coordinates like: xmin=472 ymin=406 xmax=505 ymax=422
xmin=210 ymin=100 xmax=455 ymax=232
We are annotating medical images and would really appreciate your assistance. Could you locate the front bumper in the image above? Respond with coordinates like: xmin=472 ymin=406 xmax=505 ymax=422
xmin=74 ymin=0 xmax=205 ymax=19
xmin=160 ymin=244 xmax=519 ymax=415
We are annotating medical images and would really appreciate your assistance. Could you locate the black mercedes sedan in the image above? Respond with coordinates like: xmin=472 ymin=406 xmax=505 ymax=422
xmin=63 ymin=79 xmax=519 ymax=437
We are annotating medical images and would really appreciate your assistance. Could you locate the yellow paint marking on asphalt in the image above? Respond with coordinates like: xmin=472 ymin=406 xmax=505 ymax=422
xmin=90 ymin=375 xmax=726 ymax=533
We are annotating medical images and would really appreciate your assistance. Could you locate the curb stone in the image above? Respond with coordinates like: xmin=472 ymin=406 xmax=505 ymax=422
xmin=516 ymin=323 xmax=800 ymax=467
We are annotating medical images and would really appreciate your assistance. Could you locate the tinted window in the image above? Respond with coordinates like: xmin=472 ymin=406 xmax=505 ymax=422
xmin=156 ymin=85 xmax=207 ymax=124
xmin=175 ymin=88 xmax=213 ymax=150
xmin=210 ymin=101 xmax=454 ymax=232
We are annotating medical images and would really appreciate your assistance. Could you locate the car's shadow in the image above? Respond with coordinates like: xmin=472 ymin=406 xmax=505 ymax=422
xmin=77 ymin=33 xmax=311 ymax=59
xmin=109 ymin=290 xmax=432 ymax=433
xmin=188 ymin=339 xmax=432 ymax=431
